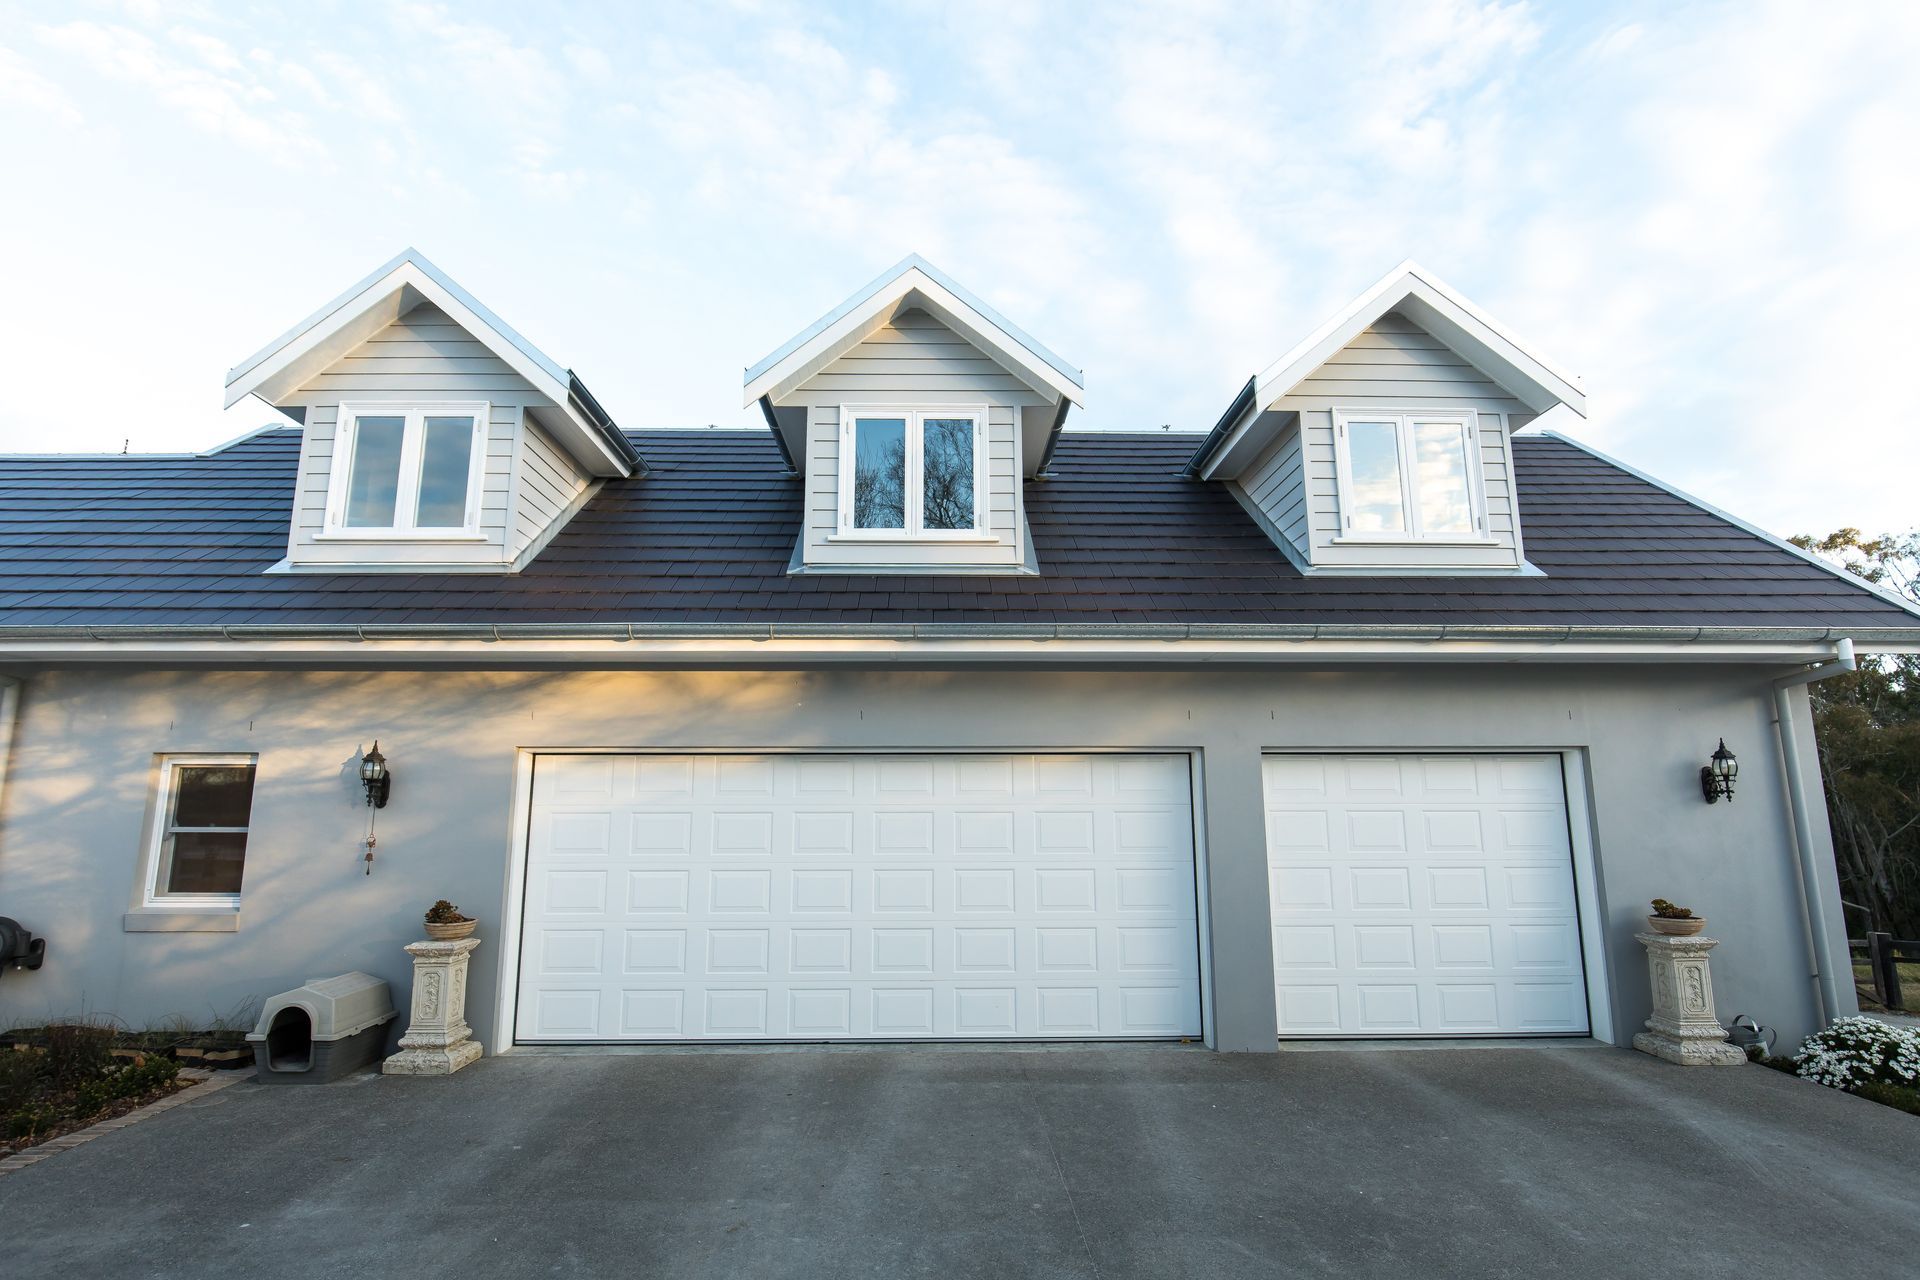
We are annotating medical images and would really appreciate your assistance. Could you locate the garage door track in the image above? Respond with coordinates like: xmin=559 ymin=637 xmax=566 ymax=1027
xmin=1 ymin=1044 xmax=1913 ymax=1279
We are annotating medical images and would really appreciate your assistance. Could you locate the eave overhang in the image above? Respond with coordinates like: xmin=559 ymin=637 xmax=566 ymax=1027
xmin=224 ymin=248 xmax=638 ymax=478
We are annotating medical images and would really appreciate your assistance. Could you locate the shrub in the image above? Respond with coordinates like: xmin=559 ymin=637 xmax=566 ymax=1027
xmin=0 ymin=1050 xmax=41 ymax=1113
xmin=424 ymin=899 xmax=471 ymax=924
xmin=43 ymin=1021 xmax=114 ymax=1089
xmin=1650 ymin=898 xmax=1694 ymax=920
xmin=1796 ymin=1016 xmax=1920 ymax=1091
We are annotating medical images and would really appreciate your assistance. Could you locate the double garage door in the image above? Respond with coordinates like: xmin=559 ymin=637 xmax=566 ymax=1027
xmin=515 ymin=750 xmax=1588 ymax=1043
xmin=516 ymin=753 xmax=1204 ymax=1041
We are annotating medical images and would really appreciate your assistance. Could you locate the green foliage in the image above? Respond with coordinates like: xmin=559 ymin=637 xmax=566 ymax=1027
xmin=1 ymin=1030 xmax=183 ymax=1147
xmin=1791 ymin=528 xmax=1920 ymax=939
xmin=1650 ymin=898 xmax=1694 ymax=919
xmin=1757 ymin=1053 xmax=1802 ymax=1075
xmin=424 ymin=899 xmax=471 ymax=924
xmin=1854 ymin=1080 xmax=1920 ymax=1116
xmin=0 ymin=1050 xmax=39 ymax=1113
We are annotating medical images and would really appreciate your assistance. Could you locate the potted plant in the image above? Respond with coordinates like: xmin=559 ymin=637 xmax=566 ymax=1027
xmin=1647 ymin=898 xmax=1706 ymax=936
xmin=423 ymin=900 xmax=477 ymax=941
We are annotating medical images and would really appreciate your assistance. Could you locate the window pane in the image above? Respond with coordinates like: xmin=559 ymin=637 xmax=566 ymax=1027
xmin=344 ymin=415 xmax=405 ymax=527
xmin=1346 ymin=420 xmax=1406 ymax=532
xmin=170 ymin=765 xmax=256 ymax=829
xmin=164 ymin=831 xmax=248 ymax=895
xmin=921 ymin=418 xmax=976 ymax=531
xmin=852 ymin=418 xmax=906 ymax=529
xmin=414 ymin=416 xmax=476 ymax=527
xmin=1413 ymin=421 xmax=1474 ymax=534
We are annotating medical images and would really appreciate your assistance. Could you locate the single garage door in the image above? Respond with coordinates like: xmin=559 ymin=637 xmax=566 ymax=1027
xmin=1264 ymin=753 xmax=1588 ymax=1037
xmin=517 ymin=753 xmax=1202 ymax=1041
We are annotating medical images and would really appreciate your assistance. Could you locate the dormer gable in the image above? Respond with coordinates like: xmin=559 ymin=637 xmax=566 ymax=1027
xmin=744 ymin=256 xmax=1084 ymax=574
xmin=1189 ymin=262 xmax=1586 ymax=576
xmin=224 ymin=250 xmax=636 ymax=574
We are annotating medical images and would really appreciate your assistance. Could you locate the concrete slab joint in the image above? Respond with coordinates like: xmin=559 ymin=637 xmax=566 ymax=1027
xmin=1632 ymin=932 xmax=1746 ymax=1067
xmin=383 ymin=936 xmax=484 ymax=1076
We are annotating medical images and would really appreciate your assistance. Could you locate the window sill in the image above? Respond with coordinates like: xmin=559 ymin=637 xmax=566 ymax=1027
xmin=1329 ymin=534 xmax=1500 ymax=548
xmin=311 ymin=531 xmax=490 ymax=544
xmin=124 ymin=908 xmax=239 ymax=933
xmin=826 ymin=533 xmax=999 ymax=545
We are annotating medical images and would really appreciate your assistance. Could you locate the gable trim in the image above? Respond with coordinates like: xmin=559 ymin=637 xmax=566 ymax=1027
xmin=742 ymin=254 xmax=1085 ymax=409
xmin=1191 ymin=261 xmax=1586 ymax=479
xmin=224 ymin=249 xmax=637 ymax=477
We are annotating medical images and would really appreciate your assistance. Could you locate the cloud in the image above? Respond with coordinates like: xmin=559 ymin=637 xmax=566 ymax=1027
xmin=36 ymin=19 xmax=326 ymax=164
xmin=0 ymin=42 xmax=83 ymax=126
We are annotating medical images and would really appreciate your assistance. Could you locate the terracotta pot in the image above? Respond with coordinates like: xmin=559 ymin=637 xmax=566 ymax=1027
xmin=424 ymin=918 xmax=477 ymax=941
xmin=1646 ymin=915 xmax=1706 ymax=936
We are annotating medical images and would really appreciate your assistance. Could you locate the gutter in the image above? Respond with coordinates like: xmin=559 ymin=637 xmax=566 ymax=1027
xmin=568 ymin=374 xmax=644 ymax=475
xmin=1770 ymin=637 xmax=1856 ymax=1029
xmin=1181 ymin=376 xmax=1257 ymax=479
xmin=757 ymin=395 xmax=799 ymax=474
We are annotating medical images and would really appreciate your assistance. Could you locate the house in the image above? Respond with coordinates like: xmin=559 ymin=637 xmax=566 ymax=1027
xmin=0 ymin=250 xmax=1915 ymax=1056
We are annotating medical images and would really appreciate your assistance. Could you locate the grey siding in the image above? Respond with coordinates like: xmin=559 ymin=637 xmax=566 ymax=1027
xmin=780 ymin=309 xmax=1029 ymax=571
xmin=1273 ymin=312 xmax=1528 ymax=574
xmin=1229 ymin=418 xmax=1308 ymax=563
xmin=279 ymin=302 xmax=580 ymax=571
xmin=0 ymin=664 xmax=1851 ymax=1056
xmin=509 ymin=418 xmax=592 ymax=560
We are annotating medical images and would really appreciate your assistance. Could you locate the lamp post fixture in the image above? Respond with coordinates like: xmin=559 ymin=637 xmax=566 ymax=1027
xmin=1700 ymin=738 xmax=1737 ymax=804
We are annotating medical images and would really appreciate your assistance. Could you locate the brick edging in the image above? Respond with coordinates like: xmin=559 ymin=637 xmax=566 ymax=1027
xmin=0 ymin=1068 xmax=247 ymax=1177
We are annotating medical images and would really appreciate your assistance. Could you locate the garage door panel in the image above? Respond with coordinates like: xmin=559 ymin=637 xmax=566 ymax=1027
xmin=518 ymin=753 xmax=1201 ymax=1042
xmin=1266 ymin=752 xmax=1588 ymax=1038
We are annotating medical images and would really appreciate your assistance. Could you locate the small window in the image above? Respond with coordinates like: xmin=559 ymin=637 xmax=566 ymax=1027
xmin=145 ymin=756 xmax=257 ymax=906
xmin=1333 ymin=409 xmax=1484 ymax=539
xmin=327 ymin=404 xmax=485 ymax=534
xmin=839 ymin=408 xmax=985 ymax=537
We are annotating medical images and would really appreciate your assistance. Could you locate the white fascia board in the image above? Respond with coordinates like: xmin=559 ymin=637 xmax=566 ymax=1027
xmin=1197 ymin=261 xmax=1589 ymax=480
xmin=224 ymin=249 xmax=631 ymax=476
xmin=0 ymin=633 xmax=1900 ymax=668
xmin=1541 ymin=430 xmax=1920 ymax=622
xmin=742 ymin=254 xmax=1086 ymax=408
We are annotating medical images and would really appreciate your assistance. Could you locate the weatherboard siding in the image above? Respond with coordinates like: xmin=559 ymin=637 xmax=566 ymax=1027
xmin=1273 ymin=312 xmax=1528 ymax=573
xmin=279 ymin=302 xmax=562 ymax=570
xmin=1231 ymin=421 xmax=1309 ymax=564
xmin=783 ymin=309 xmax=1029 ymax=570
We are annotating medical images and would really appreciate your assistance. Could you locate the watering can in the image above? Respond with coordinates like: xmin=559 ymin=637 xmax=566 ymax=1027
xmin=1725 ymin=1014 xmax=1775 ymax=1059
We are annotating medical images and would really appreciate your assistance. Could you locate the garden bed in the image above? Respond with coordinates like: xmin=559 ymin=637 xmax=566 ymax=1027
xmin=1758 ymin=1015 xmax=1920 ymax=1117
xmin=2 ymin=1023 xmax=195 ymax=1156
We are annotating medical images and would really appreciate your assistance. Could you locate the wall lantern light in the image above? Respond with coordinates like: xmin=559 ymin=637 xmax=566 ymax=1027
xmin=1700 ymin=738 xmax=1737 ymax=804
xmin=360 ymin=741 xmax=392 ymax=809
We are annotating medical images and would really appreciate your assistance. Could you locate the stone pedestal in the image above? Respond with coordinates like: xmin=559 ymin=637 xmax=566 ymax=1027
xmin=1632 ymin=932 xmax=1746 ymax=1066
xmin=383 ymin=936 xmax=484 ymax=1076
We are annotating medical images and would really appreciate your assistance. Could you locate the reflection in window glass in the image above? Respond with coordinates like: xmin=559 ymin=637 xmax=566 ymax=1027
xmin=415 ymin=416 xmax=476 ymax=527
xmin=161 ymin=764 xmax=255 ymax=896
xmin=1346 ymin=420 xmax=1406 ymax=532
xmin=344 ymin=416 xmax=405 ymax=527
xmin=852 ymin=418 xmax=906 ymax=529
xmin=921 ymin=419 xmax=975 ymax=530
xmin=1413 ymin=421 xmax=1473 ymax=534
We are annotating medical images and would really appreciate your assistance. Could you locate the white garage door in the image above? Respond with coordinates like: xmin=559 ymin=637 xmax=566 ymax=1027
xmin=1264 ymin=753 xmax=1588 ymax=1037
xmin=516 ymin=753 xmax=1202 ymax=1041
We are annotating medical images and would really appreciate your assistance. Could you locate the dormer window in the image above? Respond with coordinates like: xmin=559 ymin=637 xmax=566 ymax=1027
xmin=1333 ymin=408 xmax=1485 ymax=540
xmin=324 ymin=403 xmax=486 ymax=536
xmin=838 ymin=407 xmax=985 ymax=538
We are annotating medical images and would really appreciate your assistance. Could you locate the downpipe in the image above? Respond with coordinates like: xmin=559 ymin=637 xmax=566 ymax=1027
xmin=1771 ymin=637 xmax=1855 ymax=1028
xmin=0 ymin=675 xmax=17 ymax=830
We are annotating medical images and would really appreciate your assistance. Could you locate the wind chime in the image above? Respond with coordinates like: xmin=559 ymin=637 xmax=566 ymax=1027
xmin=359 ymin=742 xmax=392 ymax=873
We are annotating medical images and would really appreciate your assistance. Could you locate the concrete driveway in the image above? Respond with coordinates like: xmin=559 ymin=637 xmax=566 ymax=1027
xmin=1 ymin=1043 xmax=1913 ymax=1279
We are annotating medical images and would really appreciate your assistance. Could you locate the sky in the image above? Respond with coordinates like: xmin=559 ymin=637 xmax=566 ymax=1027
xmin=0 ymin=0 xmax=1915 ymax=542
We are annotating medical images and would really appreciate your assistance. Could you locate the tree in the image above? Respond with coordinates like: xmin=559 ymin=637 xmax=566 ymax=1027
xmin=1791 ymin=528 xmax=1920 ymax=937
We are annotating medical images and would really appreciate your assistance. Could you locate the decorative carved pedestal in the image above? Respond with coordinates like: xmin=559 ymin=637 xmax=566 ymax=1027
xmin=1632 ymin=932 xmax=1746 ymax=1066
xmin=383 ymin=937 xmax=484 ymax=1076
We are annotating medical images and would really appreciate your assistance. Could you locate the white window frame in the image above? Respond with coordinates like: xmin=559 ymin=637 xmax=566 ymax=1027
xmin=834 ymin=406 xmax=989 ymax=541
xmin=320 ymin=402 xmax=490 ymax=540
xmin=1331 ymin=407 xmax=1489 ymax=542
xmin=140 ymin=753 xmax=258 ymax=910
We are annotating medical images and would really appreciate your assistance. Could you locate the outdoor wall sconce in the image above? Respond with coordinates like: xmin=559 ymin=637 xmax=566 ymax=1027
xmin=1700 ymin=738 xmax=1738 ymax=804
xmin=360 ymin=741 xmax=392 ymax=809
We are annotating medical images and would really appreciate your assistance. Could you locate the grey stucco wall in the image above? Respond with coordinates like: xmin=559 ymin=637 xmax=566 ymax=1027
xmin=0 ymin=664 xmax=1850 ymax=1054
